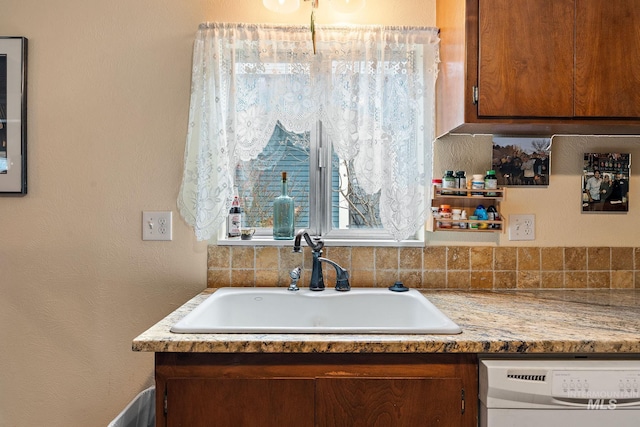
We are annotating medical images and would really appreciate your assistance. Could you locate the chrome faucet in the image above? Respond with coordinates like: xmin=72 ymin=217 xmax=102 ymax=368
xmin=293 ymin=230 xmax=350 ymax=292
xmin=288 ymin=267 xmax=302 ymax=291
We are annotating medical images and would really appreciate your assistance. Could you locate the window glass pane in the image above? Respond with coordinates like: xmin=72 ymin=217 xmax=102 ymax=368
xmin=332 ymin=151 xmax=382 ymax=230
xmin=235 ymin=123 xmax=310 ymax=231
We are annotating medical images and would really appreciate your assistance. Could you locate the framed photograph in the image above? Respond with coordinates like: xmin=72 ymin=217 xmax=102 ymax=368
xmin=0 ymin=37 xmax=27 ymax=195
xmin=582 ymin=153 xmax=630 ymax=213
xmin=492 ymin=136 xmax=551 ymax=186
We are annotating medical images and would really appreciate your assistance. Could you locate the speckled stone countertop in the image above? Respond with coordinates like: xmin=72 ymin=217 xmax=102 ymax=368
xmin=132 ymin=289 xmax=640 ymax=354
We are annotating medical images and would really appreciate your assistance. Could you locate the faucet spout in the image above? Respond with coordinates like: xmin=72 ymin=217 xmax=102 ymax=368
xmin=292 ymin=230 xmax=325 ymax=291
xmin=293 ymin=229 xmax=324 ymax=253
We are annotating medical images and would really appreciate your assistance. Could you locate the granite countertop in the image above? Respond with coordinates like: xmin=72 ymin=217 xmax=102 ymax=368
xmin=132 ymin=289 xmax=640 ymax=354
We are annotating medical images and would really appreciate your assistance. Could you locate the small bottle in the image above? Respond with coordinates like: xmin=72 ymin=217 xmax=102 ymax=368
xmin=455 ymin=171 xmax=467 ymax=196
xmin=273 ymin=172 xmax=295 ymax=240
xmin=471 ymin=174 xmax=485 ymax=196
xmin=438 ymin=204 xmax=452 ymax=228
xmin=474 ymin=204 xmax=488 ymax=230
xmin=487 ymin=205 xmax=500 ymax=229
xmin=442 ymin=170 xmax=456 ymax=195
xmin=474 ymin=204 xmax=488 ymax=220
xmin=459 ymin=210 xmax=467 ymax=229
xmin=484 ymin=170 xmax=498 ymax=197
xmin=432 ymin=178 xmax=443 ymax=196
xmin=452 ymin=208 xmax=462 ymax=228
xmin=227 ymin=194 xmax=243 ymax=238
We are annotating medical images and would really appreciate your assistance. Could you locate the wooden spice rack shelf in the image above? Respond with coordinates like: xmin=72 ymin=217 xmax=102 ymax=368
xmin=430 ymin=185 xmax=506 ymax=233
xmin=432 ymin=186 xmax=506 ymax=199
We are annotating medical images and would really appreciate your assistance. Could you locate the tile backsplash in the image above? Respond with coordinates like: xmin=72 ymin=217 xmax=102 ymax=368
xmin=207 ymin=246 xmax=640 ymax=290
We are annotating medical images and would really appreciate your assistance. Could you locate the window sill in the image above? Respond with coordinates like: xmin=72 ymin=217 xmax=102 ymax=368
xmin=217 ymin=236 xmax=425 ymax=248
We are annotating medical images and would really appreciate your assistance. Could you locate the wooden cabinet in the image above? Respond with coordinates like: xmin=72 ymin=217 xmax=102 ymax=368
xmin=155 ymin=353 xmax=478 ymax=427
xmin=316 ymin=377 xmax=464 ymax=426
xmin=574 ymin=0 xmax=640 ymax=118
xmin=477 ymin=0 xmax=574 ymax=119
xmin=436 ymin=0 xmax=640 ymax=135
xmin=165 ymin=378 xmax=315 ymax=426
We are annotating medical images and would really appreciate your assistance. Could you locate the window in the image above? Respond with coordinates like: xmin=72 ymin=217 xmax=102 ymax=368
xmin=235 ymin=120 xmax=388 ymax=238
xmin=178 ymin=23 xmax=439 ymax=242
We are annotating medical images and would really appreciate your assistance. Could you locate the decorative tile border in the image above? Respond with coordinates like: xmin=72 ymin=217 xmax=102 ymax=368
xmin=207 ymin=246 xmax=640 ymax=290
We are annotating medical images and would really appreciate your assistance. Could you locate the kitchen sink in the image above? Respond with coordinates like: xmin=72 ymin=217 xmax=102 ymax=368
xmin=171 ymin=287 xmax=462 ymax=334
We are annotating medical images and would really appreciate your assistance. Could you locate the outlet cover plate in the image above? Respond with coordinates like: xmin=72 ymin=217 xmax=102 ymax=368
xmin=142 ymin=211 xmax=172 ymax=241
xmin=508 ymin=214 xmax=535 ymax=241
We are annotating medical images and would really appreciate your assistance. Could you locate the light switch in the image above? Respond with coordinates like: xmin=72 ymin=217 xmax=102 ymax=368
xmin=508 ymin=214 xmax=535 ymax=241
xmin=142 ymin=211 xmax=172 ymax=241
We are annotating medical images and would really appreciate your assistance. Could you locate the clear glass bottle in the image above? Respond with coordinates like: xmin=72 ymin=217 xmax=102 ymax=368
xmin=273 ymin=171 xmax=295 ymax=240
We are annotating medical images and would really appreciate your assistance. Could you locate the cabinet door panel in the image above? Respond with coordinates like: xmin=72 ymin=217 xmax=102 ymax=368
xmin=478 ymin=0 xmax=574 ymax=117
xmin=166 ymin=378 xmax=315 ymax=427
xmin=575 ymin=0 xmax=640 ymax=117
xmin=316 ymin=377 xmax=463 ymax=427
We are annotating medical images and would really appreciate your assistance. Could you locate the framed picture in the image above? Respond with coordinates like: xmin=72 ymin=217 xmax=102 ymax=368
xmin=582 ymin=153 xmax=630 ymax=213
xmin=0 ymin=37 xmax=27 ymax=196
xmin=492 ymin=136 xmax=551 ymax=186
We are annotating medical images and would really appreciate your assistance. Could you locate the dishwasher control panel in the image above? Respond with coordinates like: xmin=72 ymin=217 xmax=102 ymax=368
xmin=551 ymin=370 xmax=640 ymax=399
xmin=481 ymin=359 xmax=640 ymax=427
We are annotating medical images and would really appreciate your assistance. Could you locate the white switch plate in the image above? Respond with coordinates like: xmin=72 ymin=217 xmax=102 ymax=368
xmin=142 ymin=211 xmax=172 ymax=241
xmin=508 ymin=214 xmax=535 ymax=241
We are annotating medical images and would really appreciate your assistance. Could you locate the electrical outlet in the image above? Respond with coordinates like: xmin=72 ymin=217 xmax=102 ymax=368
xmin=142 ymin=211 xmax=172 ymax=241
xmin=508 ymin=214 xmax=535 ymax=241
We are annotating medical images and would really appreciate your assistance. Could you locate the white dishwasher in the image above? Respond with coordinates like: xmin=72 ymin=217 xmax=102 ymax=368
xmin=479 ymin=358 xmax=640 ymax=427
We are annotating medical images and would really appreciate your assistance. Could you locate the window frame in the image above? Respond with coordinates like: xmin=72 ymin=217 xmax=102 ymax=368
xmin=217 ymin=119 xmax=425 ymax=247
xmin=215 ymin=40 xmax=430 ymax=246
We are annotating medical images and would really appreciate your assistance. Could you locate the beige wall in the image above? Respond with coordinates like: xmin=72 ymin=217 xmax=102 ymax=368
xmin=2 ymin=0 xmax=639 ymax=425
xmin=433 ymin=134 xmax=640 ymax=246
xmin=0 ymin=1 xmax=435 ymax=426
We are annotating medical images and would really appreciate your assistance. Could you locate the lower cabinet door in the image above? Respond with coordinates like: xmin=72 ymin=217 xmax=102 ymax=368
xmin=166 ymin=378 xmax=315 ymax=427
xmin=316 ymin=377 xmax=463 ymax=427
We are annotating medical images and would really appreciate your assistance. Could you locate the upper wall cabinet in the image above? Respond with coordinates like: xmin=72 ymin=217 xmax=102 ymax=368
xmin=436 ymin=0 xmax=640 ymax=136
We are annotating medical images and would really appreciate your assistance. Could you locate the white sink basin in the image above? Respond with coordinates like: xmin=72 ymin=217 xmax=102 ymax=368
xmin=171 ymin=287 xmax=462 ymax=334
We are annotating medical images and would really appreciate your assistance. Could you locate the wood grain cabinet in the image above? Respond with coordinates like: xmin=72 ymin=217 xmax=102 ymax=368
xmin=155 ymin=353 xmax=478 ymax=427
xmin=436 ymin=0 xmax=640 ymax=135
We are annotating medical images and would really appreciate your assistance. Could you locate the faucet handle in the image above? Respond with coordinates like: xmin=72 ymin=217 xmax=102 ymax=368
xmin=288 ymin=267 xmax=302 ymax=291
xmin=335 ymin=275 xmax=350 ymax=292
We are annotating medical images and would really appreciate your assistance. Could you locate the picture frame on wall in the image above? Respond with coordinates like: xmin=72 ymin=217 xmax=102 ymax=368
xmin=582 ymin=152 xmax=630 ymax=213
xmin=0 ymin=37 xmax=28 ymax=196
xmin=492 ymin=136 xmax=551 ymax=187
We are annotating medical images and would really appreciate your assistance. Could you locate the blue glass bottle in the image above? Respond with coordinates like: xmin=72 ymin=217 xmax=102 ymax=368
xmin=273 ymin=172 xmax=295 ymax=240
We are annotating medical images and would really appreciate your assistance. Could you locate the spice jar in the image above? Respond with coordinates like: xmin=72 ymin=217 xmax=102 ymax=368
xmin=438 ymin=204 xmax=452 ymax=228
xmin=452 ymin=208 xmax=462 ymax=228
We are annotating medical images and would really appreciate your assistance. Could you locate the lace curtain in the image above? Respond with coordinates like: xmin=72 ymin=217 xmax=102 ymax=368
xmin=178 ymin=22 xmax=439 ymax=241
